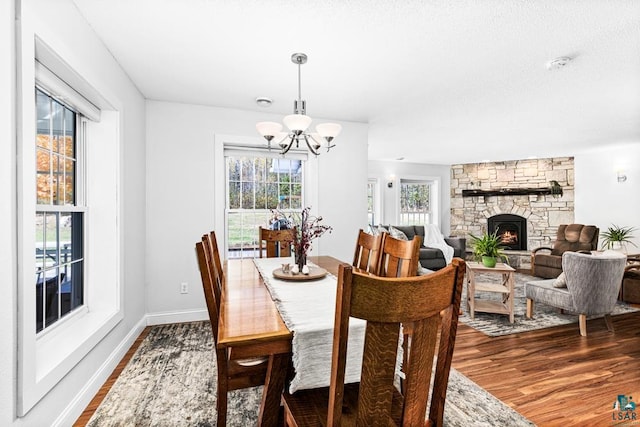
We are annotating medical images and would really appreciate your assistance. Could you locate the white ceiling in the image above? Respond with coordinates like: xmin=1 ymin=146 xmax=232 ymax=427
xmin=72 ymin=0 xmax=640 ymax=164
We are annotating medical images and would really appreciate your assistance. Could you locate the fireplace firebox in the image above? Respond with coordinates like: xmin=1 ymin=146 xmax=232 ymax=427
xmin=487 ymin=214 xmax=527 ymax=251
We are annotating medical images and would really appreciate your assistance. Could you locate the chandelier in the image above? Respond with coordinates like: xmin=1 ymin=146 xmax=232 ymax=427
xmin=256 ymin=53 xmax=342 ymax=156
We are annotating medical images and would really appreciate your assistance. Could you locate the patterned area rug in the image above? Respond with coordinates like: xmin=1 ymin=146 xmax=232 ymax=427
xmin=87 ymin=322 xmax=535 ymax=427
xmin=460 ymin=272 xmax=639 ymax=337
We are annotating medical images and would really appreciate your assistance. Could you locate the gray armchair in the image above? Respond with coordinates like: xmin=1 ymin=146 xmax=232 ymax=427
xmin=525 ymin=251 xmax=626 ymax=336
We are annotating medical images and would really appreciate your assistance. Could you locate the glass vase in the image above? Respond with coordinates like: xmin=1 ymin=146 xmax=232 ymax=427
xmin=295 ymin=250 xmax=307 ymax=270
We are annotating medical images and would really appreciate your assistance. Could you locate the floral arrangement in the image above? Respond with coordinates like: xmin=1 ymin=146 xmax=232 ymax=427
xmin=271 ymin=207 xmax=332 ymax=269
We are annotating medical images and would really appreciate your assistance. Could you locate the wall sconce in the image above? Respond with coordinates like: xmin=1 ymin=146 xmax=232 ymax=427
xmin=387 ymin=174 xmax=395 ymax=188
xmin=617 ymin=170 xmax=627 ymax=183
xmin=387 ymin=181 xmax=393 ymax=188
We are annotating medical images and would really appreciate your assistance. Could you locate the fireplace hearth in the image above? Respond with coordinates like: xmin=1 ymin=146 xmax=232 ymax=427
xmin=487 ymin=214 xmax=527 ymax=251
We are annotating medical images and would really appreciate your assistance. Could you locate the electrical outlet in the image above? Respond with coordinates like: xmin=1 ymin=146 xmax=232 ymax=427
xmin=180 ymin=282 xmax=188 ymax=294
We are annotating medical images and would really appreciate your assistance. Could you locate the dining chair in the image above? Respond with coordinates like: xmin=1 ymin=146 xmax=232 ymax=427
xmin=377 ymin=233 xmax=422 ymax=278
xmin=202 ymin=231 xmax=224 ymax=298
xmin=352 ymin=229 xmax=383 ymax=273
xmin=195 ymin=241 xmax=269 ymax=426
xmin=376 ymin=232 xmax=423 ymax=393
xmin=258 ymin=226 xmax=295 ymax=258
xmin=282 ymin=258 xmax=466 ymax=427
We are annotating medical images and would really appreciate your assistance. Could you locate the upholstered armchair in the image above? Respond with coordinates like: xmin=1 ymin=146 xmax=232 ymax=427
xmin=531 ymin=224 xmax=599 ymax=279
xmin=621 ymin=256 xmax=640 ymax=303
xmin=525 ymin=251 xmax=626 ymax=336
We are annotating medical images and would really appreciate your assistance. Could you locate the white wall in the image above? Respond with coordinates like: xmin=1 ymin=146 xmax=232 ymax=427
xmin=575 ymin=143 xmax=640 ymax=250
xmin=145 ymin=101 xmax=368 ymax=318
xmin=3 ymin=0 xmax=147 ymax=425
xmin=368 ymin=160 xmax=452 ymax=234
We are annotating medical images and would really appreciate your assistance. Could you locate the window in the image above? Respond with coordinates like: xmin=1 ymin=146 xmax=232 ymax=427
xmin=399 ymin=179 xmax=432 ymax=225
xmin=35 ymin=88 xmax=84 ymax=332
xmin=226 ymin=155 xmax=303 ymax=258
xmin=367 ymin=179 xmax=378 ymax=228
xmin=19 ymin=41 xmax=120 ymax=416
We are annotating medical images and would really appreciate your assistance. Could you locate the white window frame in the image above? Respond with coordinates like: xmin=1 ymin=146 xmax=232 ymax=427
xmin=17 ymin=37 xmax=122 ymax=415
xmin=35 ymin=87 xmax=87 ymax=333
xmin=213 ymin=135 xmax=319 ymax=257
xmin=398 ymin=177 xmax=440 ymax=228
xmin=224 ymin=152 xmax=305 ymax=258
xmin=367 ymin=178 xmax=380 ymax=230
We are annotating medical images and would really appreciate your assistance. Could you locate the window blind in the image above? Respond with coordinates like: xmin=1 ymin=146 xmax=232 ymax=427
xmin=35 ymin=61 xmax=101 ymax=122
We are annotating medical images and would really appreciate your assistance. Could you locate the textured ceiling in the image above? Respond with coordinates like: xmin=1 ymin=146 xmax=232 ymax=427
xmin=72 ymin=0 xmax=640 ymax=164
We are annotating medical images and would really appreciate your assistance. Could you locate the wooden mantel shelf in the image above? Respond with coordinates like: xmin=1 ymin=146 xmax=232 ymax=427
xmin=462 ymin=187 xmax=554 ymax=197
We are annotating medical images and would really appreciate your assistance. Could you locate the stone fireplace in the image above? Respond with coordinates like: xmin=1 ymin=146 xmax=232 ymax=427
xmin=450 ymin=157 xmax=575 ymax=268
xmin=487 ymin=213 xmax=527 ymax=250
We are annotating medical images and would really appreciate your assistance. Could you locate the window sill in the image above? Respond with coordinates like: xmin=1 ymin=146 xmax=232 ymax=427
xmin=20 ymin=305 xmax=122 ymax=415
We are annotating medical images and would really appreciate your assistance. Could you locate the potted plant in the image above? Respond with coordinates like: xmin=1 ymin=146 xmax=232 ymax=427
xmin=469 ymin=231 xmax=508 ymax=268
xmin=601 ymin=224 xmax=637 ymax=253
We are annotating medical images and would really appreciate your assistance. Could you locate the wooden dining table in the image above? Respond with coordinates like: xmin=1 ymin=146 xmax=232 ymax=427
xmin=219 ymin=255 xmax=343 ymax=427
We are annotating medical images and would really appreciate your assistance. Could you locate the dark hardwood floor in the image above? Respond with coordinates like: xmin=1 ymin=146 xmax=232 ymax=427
xmin=74 ymin=310 xmax=640 ymax=427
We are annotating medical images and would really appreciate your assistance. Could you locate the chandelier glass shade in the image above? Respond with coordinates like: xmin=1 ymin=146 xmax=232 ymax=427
xmin=256 ymin=53 xmax=342 ymax=155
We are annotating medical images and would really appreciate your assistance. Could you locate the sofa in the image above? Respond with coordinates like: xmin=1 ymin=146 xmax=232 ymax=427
xmin=378 ymin=225 xmax=466 ymax=271
xmin=621 ymin=256 xmax=640 ymax=304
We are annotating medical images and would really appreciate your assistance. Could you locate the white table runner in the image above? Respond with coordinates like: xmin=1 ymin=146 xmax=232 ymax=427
xmin=253 ymin=257 xmax=366 ymax=393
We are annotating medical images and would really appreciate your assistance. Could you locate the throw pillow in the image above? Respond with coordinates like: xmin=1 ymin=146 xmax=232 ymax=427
xmin=377 ymin=224 xmax=389 ymax=235
xmin=553 ymin=272 xmax=567 ymax=288
xmin=389 ymin=226 xmax=408 ymax=241
xmin=417 ymin=264 xmax=434 ymax=276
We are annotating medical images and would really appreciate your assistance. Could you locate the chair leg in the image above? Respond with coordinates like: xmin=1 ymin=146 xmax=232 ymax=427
xmin=217 ymin=349 xmax=228 ymax=427
xmin=604 ymin=314 xmax=615 ymax=333
xmin=525 ymin=299 xmax=534 ymax=318
xmin=579 ymin=314 xmax=587 ymax=337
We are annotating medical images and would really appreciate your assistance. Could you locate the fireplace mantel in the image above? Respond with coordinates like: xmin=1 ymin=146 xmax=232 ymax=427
xmin=462 ymin=187 xmax=555 ymax=197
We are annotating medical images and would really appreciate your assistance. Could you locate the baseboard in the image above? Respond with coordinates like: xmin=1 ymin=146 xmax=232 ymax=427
xmin=52 ymin=316 xmax=147 ymax=427
xmin=145 ymin=308 xmax=208 ymax=326
xmin=51 ymin=310 xmax=208 ymax=425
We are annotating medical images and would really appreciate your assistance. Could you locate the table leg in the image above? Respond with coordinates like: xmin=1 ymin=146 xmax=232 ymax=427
xmin=258 ymin=352 xmax=289 ymax=427
xmin=507 ymin=272 xmax=515 ymax=323
xmin=467 ymin=267 xmax=475 ymax=320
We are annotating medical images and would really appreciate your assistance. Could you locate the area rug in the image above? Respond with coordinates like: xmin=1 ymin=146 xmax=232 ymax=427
xmin=460 ymin=272 xmax=639 ymax=337
xmin=87 ymin=322 xmax=535 ymax=427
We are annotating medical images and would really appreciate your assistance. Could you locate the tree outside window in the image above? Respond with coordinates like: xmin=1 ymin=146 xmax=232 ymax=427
xmin=35 ymin=88 xmax=84 ymax=332
xmin=226 ymin=156 xmax=303 ymax=257
xmin=400 ymin=180 xmax=432 ymax=225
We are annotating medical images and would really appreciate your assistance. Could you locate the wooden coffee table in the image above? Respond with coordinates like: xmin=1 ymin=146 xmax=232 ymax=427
xmin=466 ymin=261 xmax=516 ymax=323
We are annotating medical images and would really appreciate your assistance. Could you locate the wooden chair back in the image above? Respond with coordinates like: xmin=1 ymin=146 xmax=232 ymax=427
xmin=283 ymin=259 xmax=466 ymax=426
xmin=377 ymin=233 xmax=421 ymax=278
xmin=259 ymin=226 xmax=295 ymax=258
xmin=376 ymin=233 xmax=422 ymax=392
xmin=195 ymin=241 xmax=220 ymax=343
xmin=352 ymin=229 xmax=383 ymax=273
xmin=202 ymin=231 xmax=224 ymax=302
